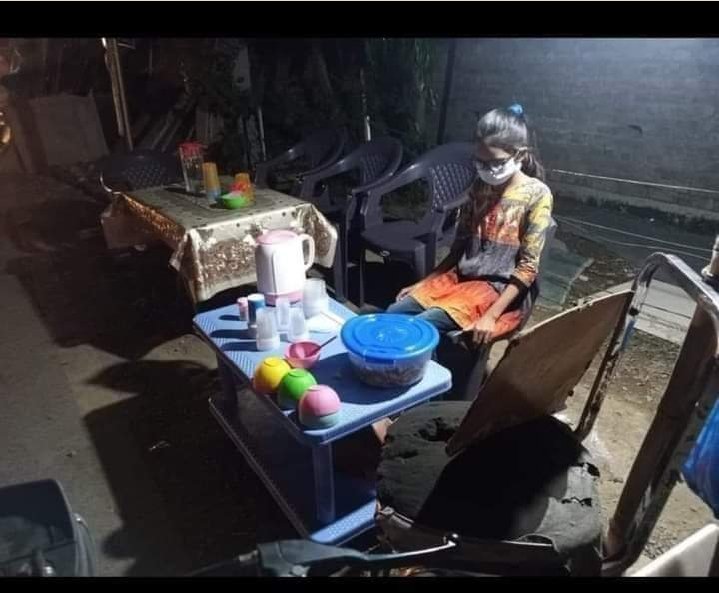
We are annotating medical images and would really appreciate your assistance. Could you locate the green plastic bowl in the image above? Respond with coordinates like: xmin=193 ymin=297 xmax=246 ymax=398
xmin=277 ymin=369 xmax=317 ymax=410
xmin=220 ymin=193 xmax=249 ymax=209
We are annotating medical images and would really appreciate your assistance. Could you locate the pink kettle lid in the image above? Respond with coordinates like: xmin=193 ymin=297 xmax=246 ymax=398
xmin=257 ymin=229 xmax=298 ymax=245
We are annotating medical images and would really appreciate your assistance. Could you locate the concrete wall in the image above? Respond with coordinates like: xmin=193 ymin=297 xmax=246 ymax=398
xmin=443 ymin=38 xmax=719 ymax=221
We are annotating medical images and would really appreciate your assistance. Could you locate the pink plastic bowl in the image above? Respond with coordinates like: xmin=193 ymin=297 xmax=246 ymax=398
xmin=299 ymin=385 xmax=341 ymax=416
xmin=286 ymin=341 xmax=321 ymax=369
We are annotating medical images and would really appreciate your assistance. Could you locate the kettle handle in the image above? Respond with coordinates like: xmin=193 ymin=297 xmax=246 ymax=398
xmin=300 ymin=233 xmax=315 ymax=272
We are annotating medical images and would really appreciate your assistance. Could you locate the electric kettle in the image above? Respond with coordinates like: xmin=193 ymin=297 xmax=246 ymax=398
xmin=255 ymin=229 xmax=315 ymax=304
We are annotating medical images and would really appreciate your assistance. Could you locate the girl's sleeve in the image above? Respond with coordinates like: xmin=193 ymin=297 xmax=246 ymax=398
xmin=451 ymin=185 xmax=481 ymax=252
xmin=510 ymin=186 xmax=554 ymax=288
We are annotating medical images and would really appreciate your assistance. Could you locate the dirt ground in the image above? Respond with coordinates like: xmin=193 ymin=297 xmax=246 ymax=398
xmin=0 ymin=169 xmax=714 ymax=574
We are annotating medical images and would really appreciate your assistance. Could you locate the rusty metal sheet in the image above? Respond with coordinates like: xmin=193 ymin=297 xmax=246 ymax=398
xmin=446 ymin=291 xmax=633 ymax=456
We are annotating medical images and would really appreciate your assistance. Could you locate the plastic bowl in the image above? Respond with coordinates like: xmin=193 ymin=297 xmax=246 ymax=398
xmin=341 ymin=314 xmax=439 ymax=388
xmin=299 ymin=385 xmax=341 ymax=429
xmin=253 ymin=357 xmax=292 ymax=395
xmin=286 ymin=341 xmax=321 ymax=369
xmin=277 ymin=369 xmax=317 ymax=410
xmin=220 ymin=192 xmax=249 ymax=209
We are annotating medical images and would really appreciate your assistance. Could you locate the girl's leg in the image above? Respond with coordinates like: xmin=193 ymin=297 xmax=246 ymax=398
xmin=417 ymin=307 xmax=460 ymax=333
xmin=387 ymin=298 xmax=460 ymax=334
xmin=386 ymin=296 xmax=425 ymax=315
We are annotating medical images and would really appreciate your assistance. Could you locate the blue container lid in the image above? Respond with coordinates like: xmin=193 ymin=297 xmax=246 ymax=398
xmin=341 ymin=314 xmax=439 ymax=364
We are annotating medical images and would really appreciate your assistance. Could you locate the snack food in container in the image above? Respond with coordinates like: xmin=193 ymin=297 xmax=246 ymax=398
xmin=340 ymin=314 xmax=439 ymax=388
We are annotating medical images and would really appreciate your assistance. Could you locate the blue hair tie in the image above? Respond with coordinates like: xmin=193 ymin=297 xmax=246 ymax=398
xmin=507 ymin=103 xmax=524 ymax=117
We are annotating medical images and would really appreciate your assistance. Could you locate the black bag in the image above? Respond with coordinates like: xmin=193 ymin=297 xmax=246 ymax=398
xmin=0 ymin=480 xmax=97 ymax=577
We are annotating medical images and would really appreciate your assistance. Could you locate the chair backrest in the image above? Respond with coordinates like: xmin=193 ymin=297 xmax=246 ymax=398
xmin=354 ymin=137 xmax=404 ymax=188
xmin=446 ymin=290 xmax=633 ymax=456
xmin=298 ymin=136 xmax=403 ymax=200
xmin=303 ymin=127 xmax=347 ymax=171
xmin=361 ymin=142 xmax=476 ymax=230
xmin=100 ymin=149 xmax=181 ymax=193
xmin=421 ymin=142 xmax=476 ymax=217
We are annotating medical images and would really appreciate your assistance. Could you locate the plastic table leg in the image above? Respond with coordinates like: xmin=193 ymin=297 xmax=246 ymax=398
xmin=312 ymin=443 xmax=336 ymax=524
xmin=217 ymin=356 xmax=240 ymax=414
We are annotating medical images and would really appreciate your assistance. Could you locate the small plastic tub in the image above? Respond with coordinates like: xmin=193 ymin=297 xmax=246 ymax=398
xmin=286 ymin=341 xmax=321 ymax=369
xmin=340 ymin=314 xmax=439 ymax=388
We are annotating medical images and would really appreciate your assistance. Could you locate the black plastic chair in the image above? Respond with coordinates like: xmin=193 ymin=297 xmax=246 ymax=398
xmin=440 ymin=218 xmax=558 ymax=401
xmin=99 ymin=149 xmax=182 ymax=196
xmin=297 ymin=137 xmax=404 ymax=301
xmin=356 ymin=142 xmax=476 ymax=307
xmin=254 ymin=128 xmax=347 ymax=197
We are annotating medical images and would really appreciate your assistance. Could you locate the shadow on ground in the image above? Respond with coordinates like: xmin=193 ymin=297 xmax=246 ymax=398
xmin=85 ymin=359 xmax=295 ymax=575
xmin=3 ymin=195 xmax=195 ymax=359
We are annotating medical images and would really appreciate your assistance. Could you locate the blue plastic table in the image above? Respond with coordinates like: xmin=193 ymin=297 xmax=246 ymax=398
xmin=193 ymin=299 xmax=452 ymax=545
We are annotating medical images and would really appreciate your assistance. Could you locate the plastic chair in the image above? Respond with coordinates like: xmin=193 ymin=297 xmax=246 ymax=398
xmin=296 ymin=137 xmax=403 ymax=301
xmin=254 ymin=128 xmax=347 ymax=196
xmin=99 ymin=149 xmax=182 ymax=196
xmin=440 ymin=218 xmax=558 ymax=401
xmin=356 ymin=142 xmax=476 ymax=307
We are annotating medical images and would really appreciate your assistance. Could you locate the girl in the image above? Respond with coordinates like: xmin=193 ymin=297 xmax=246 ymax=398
xmin=388 ymin=104 xmax=554 ymax=345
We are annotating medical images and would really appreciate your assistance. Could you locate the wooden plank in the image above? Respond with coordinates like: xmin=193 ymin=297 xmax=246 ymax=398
xmin=446 ymin=291 xmax=632 ymax=456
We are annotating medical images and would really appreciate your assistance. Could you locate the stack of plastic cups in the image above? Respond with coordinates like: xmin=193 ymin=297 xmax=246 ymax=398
xmin=288 ymin=307 xmax=310 ymax=343
xmin=275 ymin=296 xmax=291 ymax=337
xmin=247 ymin=293 xmax=266 ymax=338
xmin=237 ymin=297 xmax=249 ymax=322
xmin=203 ymin=162 xmax=222 ymax=204
xmin=303 ymin=278 xmax=329 ymax=319
xmin=256 ymin=308 xmax=280 ymax=351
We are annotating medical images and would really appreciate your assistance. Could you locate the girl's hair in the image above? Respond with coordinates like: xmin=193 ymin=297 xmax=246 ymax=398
xmin=475 ymin=104 xmax=545 ymax=181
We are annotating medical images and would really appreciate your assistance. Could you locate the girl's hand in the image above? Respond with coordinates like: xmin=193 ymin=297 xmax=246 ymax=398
xmin=471 ymin=314 xmax=498 ymax=345
xmin=396 ymin=283 xmax=418 ymax=302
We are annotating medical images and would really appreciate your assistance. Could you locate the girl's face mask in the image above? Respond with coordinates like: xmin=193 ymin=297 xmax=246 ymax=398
xmin=475 ymin=155 xmax=522 ymax=186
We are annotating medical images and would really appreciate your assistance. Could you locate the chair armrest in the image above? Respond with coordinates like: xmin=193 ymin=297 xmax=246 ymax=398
xmin=298 ymin=156 xmax=354 ymax=200
xmin=296 ymin=133 xmax=347 ymax=182
xmin=359 ymin=161 xmax=426 ymax=229
xmin=254 ymin=144 xmax=305 ymax=188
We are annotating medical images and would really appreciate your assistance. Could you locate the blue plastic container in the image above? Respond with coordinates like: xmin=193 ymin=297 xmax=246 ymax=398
xmin=682 ymin=396 xmax=719 ymax=518
xmin=340 ymin=314 xmax=440 ymax=388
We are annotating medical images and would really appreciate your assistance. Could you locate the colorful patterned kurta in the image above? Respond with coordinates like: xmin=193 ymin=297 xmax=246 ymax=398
xmin=411 ymin=177 xmax=554 ymax=339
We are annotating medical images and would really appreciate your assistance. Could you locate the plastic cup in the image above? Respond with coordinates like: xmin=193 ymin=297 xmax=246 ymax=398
xmin=303 ymin=278 xmax=329 ymax=319
xmin=237 ymin=297 xmax=249 ymax=322
xmin=256 ymin=308 xmax=280 ymax=351
xmin=275 ymin=297 xmax=291 ymax=333
xmin=248 ymin=293 xmax=266 ymax=325
xmin=288 ymin=307 xmax=310 ymax=343
xmin=203 ymin=162 xmax=222 ymax=203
